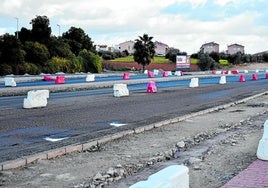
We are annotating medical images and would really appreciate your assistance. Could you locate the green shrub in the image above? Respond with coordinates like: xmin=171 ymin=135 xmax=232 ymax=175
xmin=24 ymin=62 xmax=41 ymax=75
xmin=190 ymin=58 xmax=198 ymax=64
xmin=78 ymin=49 xmax=102 ymax=73
xmin=0 ymin=64 xmax=13 ymax=76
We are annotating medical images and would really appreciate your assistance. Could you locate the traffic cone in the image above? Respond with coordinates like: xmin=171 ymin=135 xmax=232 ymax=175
xmin=239 ymin=75 xmax=246 ymax=82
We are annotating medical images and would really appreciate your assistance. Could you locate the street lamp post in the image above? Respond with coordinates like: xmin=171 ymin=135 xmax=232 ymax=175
xmin=14 ymin=17 xmax=19 ymax=39
xmin=57 ymin=24 xmax=61 ymax=36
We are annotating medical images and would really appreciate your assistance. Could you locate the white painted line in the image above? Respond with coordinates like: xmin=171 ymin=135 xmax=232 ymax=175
xmin=44 ymin=137 xmax=69 ymax=142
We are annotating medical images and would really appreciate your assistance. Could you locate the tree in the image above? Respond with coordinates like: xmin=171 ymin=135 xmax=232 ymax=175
xmin=209 ymin=52 xmax=220 ymax=63
xmin=18 ymin=27 xmax=32 ymax=44
xmin=0 ymin=34 xmax=25 ymax=75
xmin=24 ymin=41 xmax=50 ymax=68
xmin=62 ymin=27 xmax=95 ymax=55
xmin=78 ymin=49 xmax=102 ymax=73
xmin=197 ymin=52 xmax=218 ymax=71
xmin=133 ymin=34 xmax=155 ymax=72
xmin=47 ymin=36 xmax=74 ymax=59
xmin=165 ymin=48 xmax=181 ymax=63
xmin=30 ymin=15 xmax=51 ymax=44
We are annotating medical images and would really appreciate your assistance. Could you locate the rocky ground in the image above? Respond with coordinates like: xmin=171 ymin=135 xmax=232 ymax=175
xmin=0 ymin=93 xmax=267 ymax=188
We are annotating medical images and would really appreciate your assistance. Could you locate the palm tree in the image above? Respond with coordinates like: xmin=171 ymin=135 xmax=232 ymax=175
xmin=133 ymin=34 xmax=155 ymax=72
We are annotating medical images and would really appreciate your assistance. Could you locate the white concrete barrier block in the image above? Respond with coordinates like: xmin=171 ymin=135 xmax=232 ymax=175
xmin=4 ymin=77 xmax=16 ymax=87
xmin=86 ymin=74 xmax=95 ymax=82
xmin=244 ymin=70 xmax=249 ymax=73
xmin=113 ymin=84 xmax=129 ymax=97
xmin=174 ymin=71 xmax=182 ymax=76
xmin=256 ymin=69 xmax=259 ymax=73
xmin=189 ymin=78 xmax=199 ymax=88
xmin=257 ymin=120 xmax=268 ymax=160
xmin=219 ymin=76 xmax=226 ymax=84
xmin=144 ymin=70 xmax=148 ymax=74
xmin=130 ymin=165 xmax=189 ymax=188
xmin=23 ymin=90 xmax=49 ymax=109
xmin=153 ymin=69 xmax=159 ymax=75
xmin=167 ymin=71 xmax=172 ymax=76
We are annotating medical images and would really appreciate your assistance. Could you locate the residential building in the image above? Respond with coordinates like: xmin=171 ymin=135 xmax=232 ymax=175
xmin=227 ymin=44 xmax=245 ymax=55
xmin=200 ymin=42 xmax=219 ymax=53
xmin=96 ymin=45 xmax=108 ymax=52
xmin=118 ymin=41 xmax=135 ymax=54
xmin=154 ymin=41 xmax=169 ymax=56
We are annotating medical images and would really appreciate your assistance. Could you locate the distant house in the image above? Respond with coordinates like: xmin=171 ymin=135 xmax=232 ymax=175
xmin=227 ymin=44 xmax=244 ymax=55
xmin=96 ymin=45 xmax=108 ymax=52
xmin=200 ymin=42 xmax=219 ymax=53
xmin=119 ymin=41 xmax=135 ymax=54
xmin=154 ymin=41 xmax=169 ymax=56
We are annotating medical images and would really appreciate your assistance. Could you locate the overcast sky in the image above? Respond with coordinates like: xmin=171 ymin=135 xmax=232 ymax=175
xmin=1 ymin=0 xmax=267 ymax=54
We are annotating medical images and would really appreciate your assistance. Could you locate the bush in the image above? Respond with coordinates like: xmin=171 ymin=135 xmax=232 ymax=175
xmin=79 ymin=49 xmax=102 ymax=73
xmin=24 ymin=62 xmax=41 ymax=75
xmin=198 ymin=53 xmax=219 ymax=71
xmin=47 ymin=57 xmax=72 ymax=73
xmin=0 ymin=64 xmax=13 ymax=76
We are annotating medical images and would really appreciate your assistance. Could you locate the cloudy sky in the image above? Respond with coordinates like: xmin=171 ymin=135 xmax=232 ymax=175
xmin=1 ymin=0 xmax=267 ymax=54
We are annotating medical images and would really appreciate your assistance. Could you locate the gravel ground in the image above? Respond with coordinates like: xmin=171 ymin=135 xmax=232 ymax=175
xmin=0 ymin=94 xmax=267 ymax=188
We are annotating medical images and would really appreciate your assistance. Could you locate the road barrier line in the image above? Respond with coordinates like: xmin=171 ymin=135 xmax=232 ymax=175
xmin=1 ymin=91 xmax=267 ymax=171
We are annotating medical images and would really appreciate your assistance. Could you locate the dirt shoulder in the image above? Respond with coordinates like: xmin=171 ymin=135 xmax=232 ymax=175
xmin=1 ymin=94 xmax=268 ymax=188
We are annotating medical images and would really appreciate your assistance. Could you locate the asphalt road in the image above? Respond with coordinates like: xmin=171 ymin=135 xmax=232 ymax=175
xmin=0 ymin=76 xmax=267 ymax=162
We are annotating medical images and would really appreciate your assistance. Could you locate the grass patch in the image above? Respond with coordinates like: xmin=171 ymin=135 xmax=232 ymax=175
xmin=110 ymin=56 xmax=171 ymax=63
xmin=190 ymin=58 xmax=198 ymax=64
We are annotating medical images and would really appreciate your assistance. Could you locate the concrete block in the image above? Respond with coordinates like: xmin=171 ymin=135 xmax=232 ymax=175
xmin=23 ymin=90 xmax=49 ymax=109
xmin=113 ymin=83 xmax=129 ymax=97
xmin=55 ymin=75 xmax=65 ymax=84
xmin=144 ymin=70 xmax=148 ymax=74
xmin=148 ymin=71 xmax=154 ymax=78
xmin=2 ymin=159 xmax=26 ymax=170
xmin=123 ymin=72 xmax=130 ymax=80
xmin=257 ymin=120 xmax=268 ymax=160
xmin=82 ymin=141 xmax=98 ymax=151
xmin=231 ymin=70 xmax=239 ymax=74
xmin=147 ymin=81 xmax=157 ymax=93
xmin=162 ymin=71 xmax=168 ymax=77
xmin=174 ymin=71 xmax=182 ymax=76
xmin=167 ymin=71 xmax=172 ymax=76
xmin=86 ymin=74 xmax=95 ymax=82
xmin=65 ymin=144 xmax=83 ymax=153
xmin=134 ymin=127 xmax=145 ymax=134
xmin=4 ymin=77 xmax=16 ymax=87
xmin=130 ymin=165 xmax=189 ymax=188
xmin=97 ymin=136 xmax=112 ymax=145
xmin=219 ymin=76 xmax=226 ymax=84
xmin=47 ymin=148 xmax=66 ymax=159
xmin=244 ymin=70 xmax=248 ymax=73
xmin=43 ymin=75 xmax=55 ymax=81
xmin=189 ymin=78 xmax=199 ymax=88
xmin=26 ymin=153 xmax=47 ymax=165
xmin=153 ymin=69 xmax=159 ymax=75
